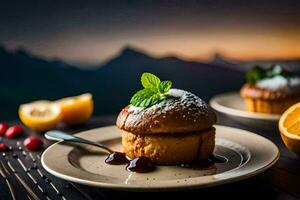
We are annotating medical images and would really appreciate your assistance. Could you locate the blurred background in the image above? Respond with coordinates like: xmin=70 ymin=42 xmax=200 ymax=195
xmin=1 ymin=0 xmax=300 ymax=120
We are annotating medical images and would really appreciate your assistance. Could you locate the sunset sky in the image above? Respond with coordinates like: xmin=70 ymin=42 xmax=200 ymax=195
xmin=1 ymin=0 xmax=300 ymax=65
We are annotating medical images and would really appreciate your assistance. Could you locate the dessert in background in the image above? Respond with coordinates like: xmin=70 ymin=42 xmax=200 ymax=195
xmin=117 ymin=73 xmax=216 ymax=165
xmin=240 ymin=65 xmax=300 ymax=114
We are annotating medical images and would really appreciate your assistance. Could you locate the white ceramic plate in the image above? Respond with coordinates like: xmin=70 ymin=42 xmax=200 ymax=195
xmin=42 ymin=125 xmax=279 ymax=191
xmin=210 ymin=92 xmax=281 ymax=129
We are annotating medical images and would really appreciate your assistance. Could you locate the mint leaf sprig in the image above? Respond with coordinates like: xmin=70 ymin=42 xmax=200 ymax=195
xmin=130 ymin=73 xmax=172 ymax=108
xmin=246 ymin=65 xmax=293 ymax=85
xmin=246 ymin=65 xmax=265 ymax=84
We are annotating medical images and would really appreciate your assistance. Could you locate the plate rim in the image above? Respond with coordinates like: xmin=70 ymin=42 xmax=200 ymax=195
xmin=209 ymin=92 xmax=281 ymax=121
xmin=41 ymin=125 xmax=280 ymax=191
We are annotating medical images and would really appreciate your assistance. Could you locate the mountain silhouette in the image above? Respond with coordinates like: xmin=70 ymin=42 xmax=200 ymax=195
xmin=0 ymin=44 xmax=244 ymax=120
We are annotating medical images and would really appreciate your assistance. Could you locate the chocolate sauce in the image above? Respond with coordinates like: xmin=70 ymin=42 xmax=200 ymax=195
xmin=126 ymin=157 xmax=156 ymax=173
xmin=105 ymin=152 xmax=129 ymax=165
xmin=105 ymin=152 xmax=226 ymax=173
xmin=105 ymin=152 xmax=155 ymax=172
xmin=180 ymin=154 xmax=227 ymax=170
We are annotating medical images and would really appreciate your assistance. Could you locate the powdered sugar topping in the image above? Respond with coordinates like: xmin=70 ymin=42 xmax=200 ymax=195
xmin=128 ymin=89 xmax=209 ymax=119
xmin=256 ymin=75 xmax=300 ymax=91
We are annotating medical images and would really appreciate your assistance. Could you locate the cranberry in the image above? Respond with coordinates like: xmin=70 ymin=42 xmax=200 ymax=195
xmin=24 ymin=136 xmax=43 ymax=151
xmin=0 ymin=122 xmax=9 ymax=135
xmin=5 ymin=125 xmax=23 ymax=139
xmin=0 ymin=143 xmax=8 ymax=152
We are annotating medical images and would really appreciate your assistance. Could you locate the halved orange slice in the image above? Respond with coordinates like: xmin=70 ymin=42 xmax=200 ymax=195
xmin=19 ymin=101 xmax=61 ymax=132
xmin=55 ymin=93 xmax=93 ymax=125
xmin=279 ymin=102 xmax=300 ymax=156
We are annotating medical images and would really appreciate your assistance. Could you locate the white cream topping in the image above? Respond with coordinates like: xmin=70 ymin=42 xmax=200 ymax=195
xmin=256 ymin=75 xmax=300 ymax=91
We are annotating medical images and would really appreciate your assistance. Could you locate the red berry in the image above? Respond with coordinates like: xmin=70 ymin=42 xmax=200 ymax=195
xmin=24 ymin=136 xmax=43 ymax=151
xmin=5 ymin=125 xmax=23 ymax=139
xmin=0 ymin=143 xmax=8 ymax=151
xmin=0 ymin=122 xmax=9 ymax=135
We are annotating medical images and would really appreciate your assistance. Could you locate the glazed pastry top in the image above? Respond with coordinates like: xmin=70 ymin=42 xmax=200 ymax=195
xmin=117 ymin=89 xmax=216 ymax=134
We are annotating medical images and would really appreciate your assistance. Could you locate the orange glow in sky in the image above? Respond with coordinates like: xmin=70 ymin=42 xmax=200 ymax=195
xmin=2 ymin=1 xmax=300 ymax=65
xmin=5 ymin=28 xmax=300 ymax=65
xmin=25 ymin=28 xmax=300 ymax=64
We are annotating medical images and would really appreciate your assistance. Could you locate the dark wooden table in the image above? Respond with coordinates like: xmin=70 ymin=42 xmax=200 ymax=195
xmin=1 ymin=114 xmax=299 ymax=200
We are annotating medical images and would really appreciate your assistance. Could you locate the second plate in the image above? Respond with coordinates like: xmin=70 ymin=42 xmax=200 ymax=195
xmin=210 ymin=92 xmax=280 ymax=129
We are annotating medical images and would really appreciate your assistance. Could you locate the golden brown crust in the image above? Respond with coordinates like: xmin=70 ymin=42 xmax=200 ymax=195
xmin=240 ymin=84 xmax=300 ymax=100
xmin=117 ymin=106 xmax=216 ymax=134
xmin=122 ymin=128 xmax=215 ymax=165
xmin=116 ymin=89 xmax=216 ymax=135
